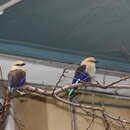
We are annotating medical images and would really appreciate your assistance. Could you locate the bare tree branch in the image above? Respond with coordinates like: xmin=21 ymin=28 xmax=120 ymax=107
xmin=1 ymin=67 xmax=130 ymax=130
xmin=52 ymin=67 xmax=68 ymax=95
xmin=105 ymin=76 xmax=130 ymax=88
xmin=102 ymin=111 xmax=111 ymax=130
xmin=86 ymin=111 xmax=95 ymax=130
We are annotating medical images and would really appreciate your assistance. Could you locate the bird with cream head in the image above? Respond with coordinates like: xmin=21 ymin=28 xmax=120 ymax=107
xmin=11 ymin=60 xmax=26 ymax=71
xmin=67 ymin=57 xmax=98 ymax=97
xmin=81 ymin=57 xmax=97 ymax=77
xmin=8 ymin=60 xmax=26 ymax=93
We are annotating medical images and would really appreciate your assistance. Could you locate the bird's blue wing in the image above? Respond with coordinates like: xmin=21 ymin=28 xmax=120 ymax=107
xmin=67 ymin=65 xmax=92 ymax=96
xmin=8 ymin=70 xmax=26 ymax=93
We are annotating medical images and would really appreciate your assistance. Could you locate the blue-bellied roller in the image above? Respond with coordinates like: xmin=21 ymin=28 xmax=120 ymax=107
xmin=8 ymin=60 xmax=26 ymax=93
xmin=67 ymin=57 xmax=98 ymax=96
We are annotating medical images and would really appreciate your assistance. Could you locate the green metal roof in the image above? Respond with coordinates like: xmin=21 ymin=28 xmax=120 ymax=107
xmin=0 ymin=0 xmax=130 ymax=72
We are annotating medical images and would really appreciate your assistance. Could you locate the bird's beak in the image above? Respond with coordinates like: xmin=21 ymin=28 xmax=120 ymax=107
xmin=95 ymin=61 xmax=100 ymax=63
xmin=21 ymin=63 xmax=26 ymax=66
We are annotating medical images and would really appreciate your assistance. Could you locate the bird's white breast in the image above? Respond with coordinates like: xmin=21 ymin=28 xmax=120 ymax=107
xmin=11 ymin=66 xmax=25 ymax=71
xmin=86 ymin=62 xmax=96 ymax=77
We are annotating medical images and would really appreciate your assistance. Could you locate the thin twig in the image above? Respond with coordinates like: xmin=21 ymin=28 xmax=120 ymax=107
xmin=0 ymin=66 xmax=3 ymax=80
xmin=102 ymin=111 xmax=111 ymax=130
xmin=52 ymin=67 xmax=68 ymax=95
xmin=63 ymin=74 xmax=130 ymax=89
xmin=105 ymin=76 xmax=130 ymax=88
xmin=86 ymin=111 xmax=95 ymax=130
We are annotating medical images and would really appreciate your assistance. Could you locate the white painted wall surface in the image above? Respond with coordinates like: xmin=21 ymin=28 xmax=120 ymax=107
xmin=0 ymin=54 xmax=130 ymax=96
xmin=0 ymin=55 xmax=63 ymax=85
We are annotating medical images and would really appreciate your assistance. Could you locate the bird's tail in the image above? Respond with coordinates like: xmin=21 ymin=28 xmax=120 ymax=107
xmin=66 ymin=88 xmax=75 ymax=96
xmin=8 ymin=86 xmax=14 ymax=94
xmin=67 ymin=78 xmax=80 ymax=97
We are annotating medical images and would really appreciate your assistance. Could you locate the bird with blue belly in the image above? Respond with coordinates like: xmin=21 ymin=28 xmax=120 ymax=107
xmin=8 ymin=60 xmax=26 ymax=94
xmin=67 ymin=57 xmax=98 ymax=97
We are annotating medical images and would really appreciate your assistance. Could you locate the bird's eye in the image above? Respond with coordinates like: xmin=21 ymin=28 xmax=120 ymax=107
xmin=16 ymin=64 xmax=21 ymax=66
xmin=21 ymin=63 xmax=25 ymax=66
xmin=16 ymin=63 xmax=25 ymax=66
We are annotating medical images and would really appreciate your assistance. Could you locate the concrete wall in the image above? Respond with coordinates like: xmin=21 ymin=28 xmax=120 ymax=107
xmin=0 ymin=53 xmax=130 ymax=96
xmin=13 ymin=95 xmax=130 ymax=130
